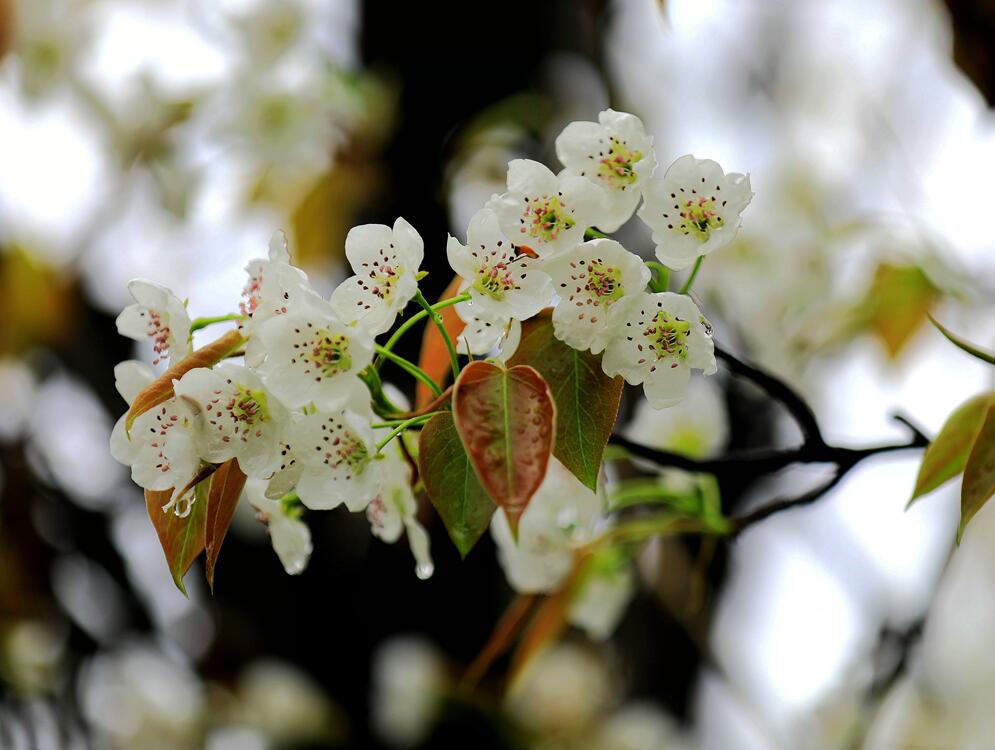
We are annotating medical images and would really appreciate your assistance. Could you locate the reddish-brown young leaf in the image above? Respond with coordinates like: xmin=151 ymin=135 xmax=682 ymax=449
xmin=452 ymin=361 xmax=555 ymax=534
xmin=145 ymin=483 xmax=208 ymax=595
xmin=415 ymin=275 xmax=466 ymax=408
xmin=204 ymin=459 xmax=248 ymax=590
xmin=126 ymin=329 xmax=245 ymax=433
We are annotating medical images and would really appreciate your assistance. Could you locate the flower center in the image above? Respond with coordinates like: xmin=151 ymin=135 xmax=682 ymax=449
xmin=473 ymin=260 xmax=518 ymax=300
xmin=240 ymin=270 xmax=262 ymax=317
xmin=584 ymin=260 xmax=624 ymax=302
xmin=304 ymin=329 xmax=352 ymax=377
xmin=596 ymin=137 xmax=642 ymax=189
xmin=368 ymin=262 xmax=402 ymax=301
xmin=325 ymin=430 xmax=370 ymax=479
xmin=141 ymin=309 xmax=173 ymax=365
xmin=644 ymin=311 xmax=690 ymax=361
xmin=229 ymin=386 xmax=270 ymax=427
xmin=521 ymin=194 xmax=575 ymax=243
xmin=679 ymin=197 xmax=723 ymax=240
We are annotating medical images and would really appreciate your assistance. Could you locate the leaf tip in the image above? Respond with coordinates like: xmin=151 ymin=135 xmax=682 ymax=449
xmin=172 ymin=572 xmax=189 ymax=597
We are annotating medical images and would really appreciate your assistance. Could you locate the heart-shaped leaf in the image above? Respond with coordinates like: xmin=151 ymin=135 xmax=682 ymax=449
xmin=960 ymin=400 xmax=995 ymax=542
xmin=205 ymin=458 xmax=248 ymax=590
xmin=452 ymin=361 xmax=555 ymax=533
xmin=127 ymin=329 xmax=245 ymax=433
xmin=911 ymin=391 xmax=995 ymax=504
xmin=415 ymin=276 xmax=466 ymax=408
xmin=509 ymin=314 xmax=623 ymax=490
xmin=145 ymin=482 xmax=209 ymax=595
xmin=418 ymin=412 xmax=495 ymax=558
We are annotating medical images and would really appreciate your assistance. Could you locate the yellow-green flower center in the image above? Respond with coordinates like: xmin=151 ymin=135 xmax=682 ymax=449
xmin=584 ymin=260 xmax=625 ymax=301
xmin=231 ymin=386 xmax=270 ymax=426
xmin=679 ymin=197 xmax=723 ymax=241
xmin=473 ymin=261 xmax=517 ymax=300
xmin=597 ymin=137 xmax=642 ymax=189
xmin=521 ymin=195 xmax=575 ymax=243
xmin=305 ymin=329 xmax=352 ymax=377
xmin=645 ymin=311 xmax=690 ymax=360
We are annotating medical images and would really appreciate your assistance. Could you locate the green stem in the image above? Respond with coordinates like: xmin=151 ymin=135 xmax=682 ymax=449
xmin=645 ymin=262 xmax=671 ymax=293
xmin=375 ymin=413 xmax=440 ymax=452
xmin=189 ymin=313 xmax=245 ymax=333
xmin=596 ymin=515 xmax=717 ymax=547
xmin=680 ymin=257 xmax=705 ymax=295
xmin=358 ymin=366 xmax=403 ymax=415
xmin=375 ymin=293 xmax=471 ymax=371
xmin=584 ymin=227 xmax=609 ymax=240
xmin=414 ymin=290 xmax=461 ymax=382
xmin=374 ymin=344 xmax=443 ymax=397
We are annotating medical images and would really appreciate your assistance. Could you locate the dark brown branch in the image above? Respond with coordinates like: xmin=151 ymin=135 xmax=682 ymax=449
xmin=609 ymin=343 xmax=931 ymax=533
xmin=715 ymin=345 xmax=823 ymax=445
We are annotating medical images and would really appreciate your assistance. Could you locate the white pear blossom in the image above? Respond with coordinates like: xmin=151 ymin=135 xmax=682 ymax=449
xmin=174 ymin=363 xmax=287 ymax=479
xmin=506 ymin=643 xmax=611 ymax=732
xmin=637 ymin=155 xmax=752 ymax=270
xmin=568 ymin=556 xmax=635 ymax=641
xmin=115 ymin=280 xmax=192 ymax=365
xmin=491 ymin=459 xmax=604 ymax=593
xmin=602 ymin=292 xmax=716 ymax=409
xmin=109 ymin=361 xmax=200 ymax=497
xmin=543 ymin=238 xmax=650 ymax=354
xmin=371 ymin=637 xmax=447 ymax=748
xmin=626 ymin=377 xmax=728 ymax=459
xmin=486 ymin=159 xmax=605 ymax=259
xmin=453 ymin=298 xmax=522 ymax=360
xmin=590 ymin=703 xmax=690 ymax=750
xmin=240 ymin=230 xmax=320 ymax=367
xmin=366 ymin=442 xmax=434 ymax=580
xmin=244 ymin=479 xmax=312 ymax=575
xmin=254 ymin=296 xmax=374 ymax=412
xmin=555 ymin=109 xmax=657 ymax=232
xmin=446 ymin=208 xmax=552 ymax=320
xmin=270 ymin=407 xmax=379 ymax=512
xmin=330 ymin=217 xmax=424 ymax=335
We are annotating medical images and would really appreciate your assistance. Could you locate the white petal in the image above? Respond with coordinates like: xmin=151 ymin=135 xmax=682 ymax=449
xmin=109 ymin=415 xmax=137 ymax=465
xmin=113 ymin=360 xmax=155 ymax=405
xmin=345 ymin=223 xmax=395 ymax=271
xmin=506 ymin=159 xmax=557 ymax=196
xmin=268 ymin=229 xmax=291 ymax=263
xmin=392 ymin=216 xmax=424 ymax=271
xmin=643 ymin=362 xmax=691 ymax=409
xmin=269 ymin=513 xmax=313 ymax=575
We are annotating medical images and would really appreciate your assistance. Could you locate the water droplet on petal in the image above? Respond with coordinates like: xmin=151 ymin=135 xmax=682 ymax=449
xmin=415 ymin=562 xmax=434 ymax=580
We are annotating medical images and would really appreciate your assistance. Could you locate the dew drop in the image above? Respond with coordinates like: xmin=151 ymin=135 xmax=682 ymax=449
xmin=415 ymin=562 xmax=435 ymax=580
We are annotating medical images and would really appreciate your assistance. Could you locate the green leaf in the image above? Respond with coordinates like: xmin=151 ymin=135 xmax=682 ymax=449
xmin=929 ymin=315 xmax=995 ymax=366
xmin=127 ymin=329 xmax=245 ymax=433
xmin=204 ymin=459 xmax=248 ymax=591
xmin=960 ymin=401 xmax=995 ymax=542
xmin=418 ymin=412 xmax=495 ymax=558
xmin=145 ymin=482 xmax=209 ymax=595
xmin=853 ymin=264 xmax=939 ymax=358
xmin=452 ymin=361 xmax=556 ymax=534
xmin=910 ymin=391 xmax=995 ymax=504
xmin=509 ymin=315 xmax=623 ymax=491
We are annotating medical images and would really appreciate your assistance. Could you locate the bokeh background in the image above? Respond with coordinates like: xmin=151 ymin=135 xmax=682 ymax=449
xmin=1 ymin=0 xmax=995 ymax=748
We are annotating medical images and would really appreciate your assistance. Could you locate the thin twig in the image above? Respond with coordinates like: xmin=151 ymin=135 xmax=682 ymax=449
xmin=610 ymin=345 xmax=930 ymax=535
xmin=715 ymin=344 xmax=823 ymax=445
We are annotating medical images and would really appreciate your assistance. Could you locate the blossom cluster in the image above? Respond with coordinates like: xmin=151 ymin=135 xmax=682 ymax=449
xmin=109 ymin=109 xmax=751 ymax=628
